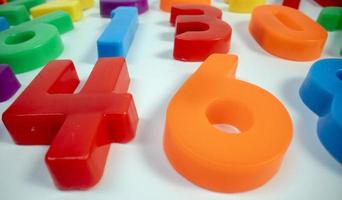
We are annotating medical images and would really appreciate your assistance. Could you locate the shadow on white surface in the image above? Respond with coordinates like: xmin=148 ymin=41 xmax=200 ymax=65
xmin=156 ymin=20 xmax=170 ymax=27
xmin=135 ymin=96 xmax=193 ymax=188
xmin=26 ymin=150 xmax=55 ymax=190
xmin=160 ymin=31 xmax=174 ymax=42
xmin=156 ymin=49 xmax=174 ymax=60
xmin=80 ymin=13 xmax=109 ymax=65
xmin=0 ymin=125 xmax=13 ymax=144
xmin=281 ymin=77 xmax=342 ymax=174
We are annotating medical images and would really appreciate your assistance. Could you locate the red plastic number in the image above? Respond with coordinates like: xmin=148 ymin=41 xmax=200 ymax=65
xmin=2 ymin=57 xmax=138 ymax=190
xmin=171 ymin=5 xmax=232 ymax=61
xmin=283 ymin=0 xmax=301 ymax=9
xmin=170 ymin=4 xmax=222 ymax=26
xmin=315 ymin=0 xmax=342 ymax=7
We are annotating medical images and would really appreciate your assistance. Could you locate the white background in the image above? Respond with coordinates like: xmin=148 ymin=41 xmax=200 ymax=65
xmin=1 ymin=0 xmax=341 ymax=199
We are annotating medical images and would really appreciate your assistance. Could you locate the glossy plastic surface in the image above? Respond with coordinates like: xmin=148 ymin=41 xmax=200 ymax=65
xmin=315 ymin=0 xmax=342 ymax=7
xmin=7 ymin=0 xmax=46 ymax=10
xmin=30 ymin=0 xmax=83 ymax=21
xmin=0 ymin=24 xmax=63 ymax=74
xmin=299 ymin=58 xmax=342 ymax=164
xmin=249 ymin=5 xmax=327 ymax=61
xmin=282 ymin=0 xmax=300 ymax=9
xmin=317 ymin=7 xmax=342 ymax=55
xmin=97 ymin=7 xmax=138 ymax=58
xmin=0 ymin=16 xmax=9 ymax=31
xmin=22 ymin=11 xmax=74 ymax=34
xmin=160 ymin=0 xmax=210 ymax=12
xmin=164 ymin=54 xmax=292 ymax=193
xmin=0 ymin=64 xmax=20 ymax=102
xmin=0 ymin=12 xmax=73 ymax=73
xmin=170 ymin=4 xmax=221 ymax=26
xmin=0 ymin=5 xmax=30 ymax=25
xmin=99 ymin=0 xmax=148 ymax=17
xmin=2 ymin=57 xmax=139 ymax=190
xmin=78 ymin=0 xmax=94 ymax=9
xmin=172 ymin=6 xmax=231 ymax=61
xmin=228 ymin=0 xmax=265 ymax=13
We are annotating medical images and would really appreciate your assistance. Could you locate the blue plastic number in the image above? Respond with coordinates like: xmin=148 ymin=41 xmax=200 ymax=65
xmin=299 ymin=58 xmax=342 ymax=164
xmin=0 ymin=16 xmax=9 ymax=31
xmin=97 ymin=7 xmax=138 ymax=58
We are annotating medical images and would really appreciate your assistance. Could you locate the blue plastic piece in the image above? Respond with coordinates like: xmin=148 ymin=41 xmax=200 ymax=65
xmin=299 ymin=58 xmax=342 ymax=164
xmin=97 ymin=7 xmax=138 ymax=58
xmin=0 ymin=17 xmax=10 ymax=31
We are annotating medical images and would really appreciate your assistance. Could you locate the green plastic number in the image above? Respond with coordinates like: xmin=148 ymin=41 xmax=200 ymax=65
xmin=0 ymin=11 xmax=73 ymax=73
xmin=0 ymin=5 xmax=30 ymax=25
xmin=0 ymin=23 xmax=63 ymax=73
xmin=317 ymin=7 xmax=342 ymax=56
xmin=7 ymin=0 xmax=46 ymax=11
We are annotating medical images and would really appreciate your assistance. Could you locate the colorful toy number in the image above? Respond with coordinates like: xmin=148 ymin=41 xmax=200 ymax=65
xmin=0 ymin=64 xmax=20 ymax=102
xmin=0 ymin=16 xmax=9 ymax=31
xmin=164 ymin=54 xmax=292 ymax=193
xmin=314 ymin=0 xmax=342 ymax=7
xmin=282 ymin=0 xmax=301 ymax=9
xmin=99 ymin=0 xmax=148 ymax=17
xmin=282 ymin=0 xmax=342 ymax=9
xmin=171 ymin=4 xmax=231 ymax=61
xmin=299 ymin=58 xmax=342 ymax=164
xmin=3 ymin=57 xmax=139 ymax=190
xmin=30 ymin=0 xmax=84 ymax=21
xmin=228 ymin=0 xmax=265 ymax=13
xmin=249 ymin=5 xmax=327 ymax=61
xmin=0 ymin=11 xmax=73 ymax=73
xmin=160 ymin=0 xmax=210 ymax=12
xmin=317 ymin=6 xmax=342 ymax=56
xmin=97 ymin=7 xmax=138 ymax=58
xmin=0 ymin=4 xmax=30 ymax=25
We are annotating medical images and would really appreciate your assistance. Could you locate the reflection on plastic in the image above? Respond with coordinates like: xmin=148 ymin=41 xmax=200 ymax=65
xmin=2 ymin=57 xmax=139 ymax=190
xmin=164 ymin=54 xmax=292 ymax=192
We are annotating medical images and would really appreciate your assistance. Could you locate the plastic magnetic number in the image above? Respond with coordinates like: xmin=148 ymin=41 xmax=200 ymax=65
xmin=228 ymin=0 xmax=265 ymax=13
xmin=164 ymin=54 xmax=292 ymax=193
xmin=249 ymin=5 xmax=327 ymax=61
xmin=170 ymin=4 xmax=221 ymax=26
xmin=160 ymin=0 xmax=210 ymax=12
xmin=299 ymin=58 xmax=342 ymax=164
xmin=0 ymin=5 xmax=30 ymax=25
xmin=0 ymin=64 xmax=20 ymax=102
xmin=0 ymin=11 xmax=73 ymax=74
xmin=0 ymin=16 xmax=9 ymax=31
xmin=77 ymin=0 xmax=94 ymax=9
xmin=317 ymin=7 xmax=342 ymax=56
xmin=0 ymin=0 xmax=46 ymax=25
xmin=2 ymin=57 xmax=139 ymax=190
xmin=30 ymin=0 xmax=83 ymax=21
xmin=23 ymin=11 xmax=74 ymax=34
xmin=282 ymin=0 xmax=342 ymax=9
xmin=99 ymin=0 xmax=148 ymax=17
xmin=6 ymin=0 xmax=46 ymax=10
xmin=97 ymin=7 xmax=138 ymax=58
xmin=171 ymin=5 xmax=231 ymax=61
xmin=282 ymin=0 xmax=300 ymax=9
xmin=315 ymin=0 xmax=342 ymax=7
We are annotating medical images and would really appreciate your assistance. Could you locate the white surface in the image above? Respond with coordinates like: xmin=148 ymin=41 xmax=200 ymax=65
xmin=1 ymin=0 xmax=342 ymax=199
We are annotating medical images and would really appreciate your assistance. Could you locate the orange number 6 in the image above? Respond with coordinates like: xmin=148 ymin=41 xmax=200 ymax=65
xmin=164 ymin=54 xmax=293 ymax=192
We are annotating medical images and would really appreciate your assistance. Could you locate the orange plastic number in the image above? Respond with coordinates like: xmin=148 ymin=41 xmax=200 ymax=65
xmin=249 ymin=5 xmax=327 ymax=61
xmin=164 ymin=54 xmax=293 ymax=192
